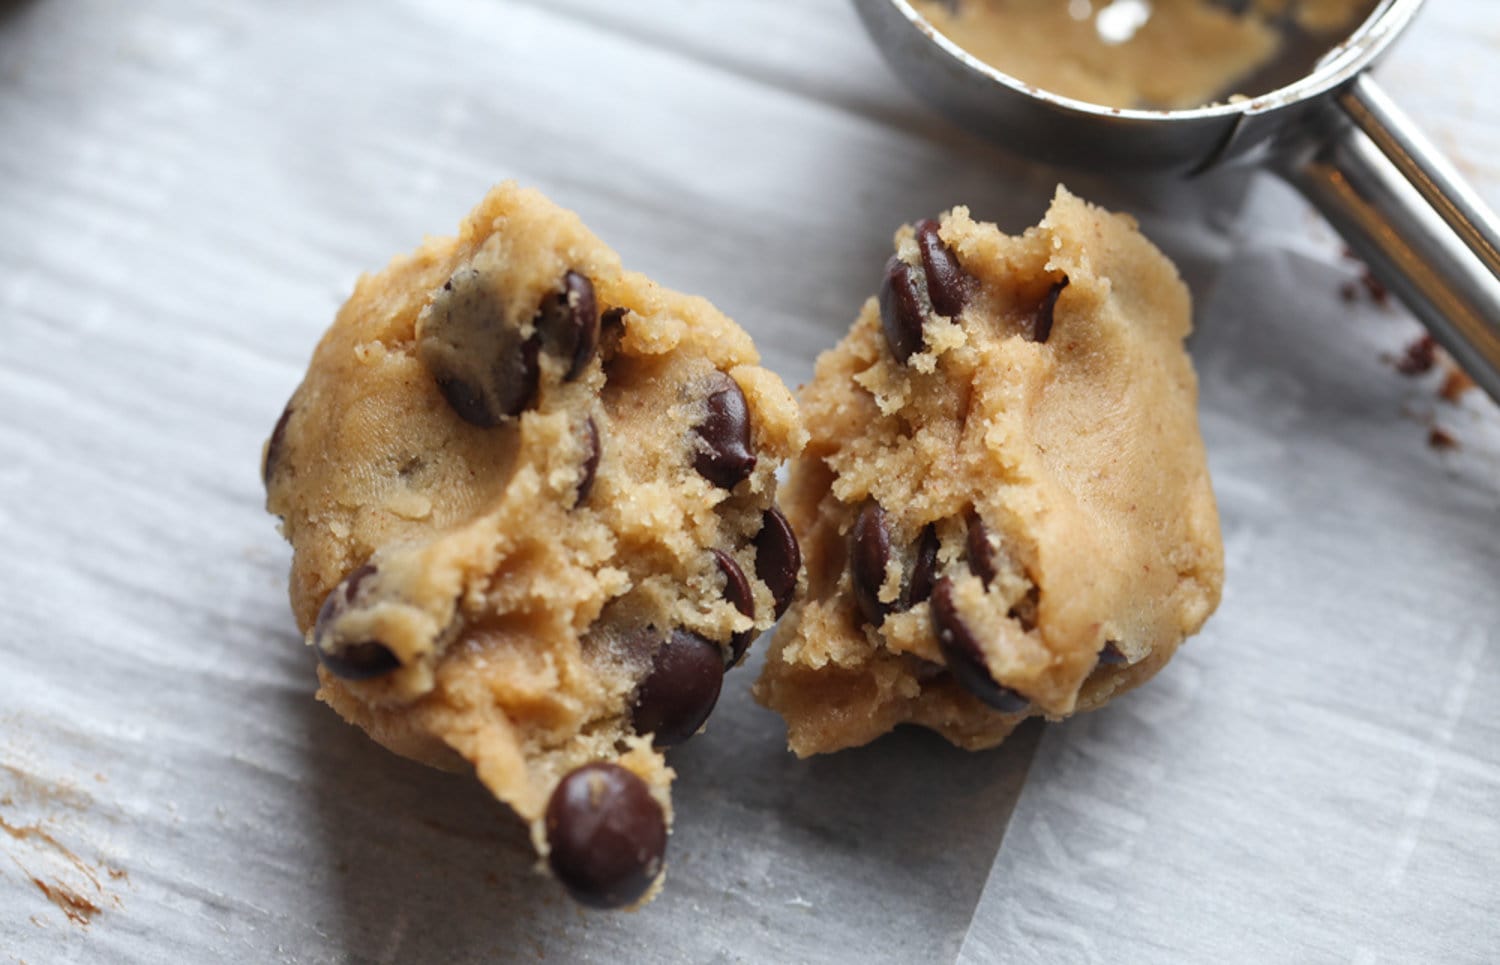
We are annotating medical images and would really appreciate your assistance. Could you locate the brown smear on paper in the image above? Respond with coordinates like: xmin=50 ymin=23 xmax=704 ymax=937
xmin=1394 ymin=334 xmax=1438 ymax=376
xmin=1439 ymin=367 xmax=1477 ymax=404
xmin=1428 ymin=425 xmax=1461 ymax=451
xmin=1388 ymin=331 xmax=1483 ymax=406
xmin=1 ymin=761 xmax=127 ymax=929
xmin=28 ymin=874 xmax=101 ymax=926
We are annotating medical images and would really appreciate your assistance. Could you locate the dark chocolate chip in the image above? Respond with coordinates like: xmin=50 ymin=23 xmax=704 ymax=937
xmin=313 ymin=563 xmax=377 ymax=637
xmin=313 ymin=564 xmax=401 ymax=681
xmin=630 ymin=629 xmax=724 ymax=747
xmin=878 ymin=256 xmax=927 ymax=364
xmin=432 ymin=374 xmax=493 ymax=427
xmin=576 ymin=416 xmax=601 ymax=505
xmin=317 ymin=641 xmax=402 ymax=681
xmin=262 ymin=403 xmax=293 ymax=487
xmin=601 ymin=306 xmax=627 ymax=334
xmin=513 ymin=335 xmax=544 ymax=415
xmin=713 ymin=549 xmax=756 ymax=667
xmin=537 ymin=270 xmax=599 ymax=382
xmin=344 ymin=562 xmax=378 ymax=600
xmin=1097 ymin=640 xmax=1127 ymax=666
xmin=692 ymin=372 xmax=756 ymax=489
xmin=905 ymin=523 xmax=940 ymax=607
xmin=545 ymin=762 xmax=667 ymax=910
xmin=904 ymin=653 xmax=948 ymax=683
xmin=915 ymin=219 xmax=971 ymax=317
xmin=966 ymin=512 xmax=998 ymax=589
xmin=434 ymin=332 xmax=540 ymax=427
xmin=1008 ymin=585 xmax=1039 ymax=634
xmin=754 ymin=506 xmax=800 ymax=620
xmin=849 ymin=501 xmax=894 ymax=628
xmin=598 ymin=306 xmax=627 ymax=361
xmin=419 ymin=269 xmax=541 ymax=426
xmin=931 ymin=577 xmax=1029 ymax=713
xmin=1028 ymin=277 xmax=1069 ymax=344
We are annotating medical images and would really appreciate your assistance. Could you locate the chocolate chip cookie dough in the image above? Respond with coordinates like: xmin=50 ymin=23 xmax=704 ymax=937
xmin=754 ymin=188 xmax=1223 ymax=756
xmin=263 ymin=183 xmax=805 ymax=907
xmin=911 ymin=0 xmax=1371 ymax=109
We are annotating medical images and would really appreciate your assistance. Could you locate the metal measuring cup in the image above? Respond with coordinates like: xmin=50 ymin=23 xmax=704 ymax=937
xmin=854 ymin=0 xmax=1500 ymax=402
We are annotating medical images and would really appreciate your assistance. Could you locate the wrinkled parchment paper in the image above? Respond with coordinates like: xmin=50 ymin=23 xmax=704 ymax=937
xmin=2 ymin=1 xmax=1495 ymax=961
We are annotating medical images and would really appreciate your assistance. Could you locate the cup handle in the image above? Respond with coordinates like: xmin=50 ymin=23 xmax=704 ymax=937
xmin=1274 ymin=73 xmax=1500 ymax=403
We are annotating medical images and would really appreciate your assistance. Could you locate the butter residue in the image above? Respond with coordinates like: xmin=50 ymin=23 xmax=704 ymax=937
xmin=911 ymin=0 xmax=1370 ymax=109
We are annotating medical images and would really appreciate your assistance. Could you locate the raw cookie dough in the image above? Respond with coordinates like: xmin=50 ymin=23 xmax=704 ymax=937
xmin=753 ymin=188 xmax=1223 ymax=756
xmin=911 ymin=0 xmax=1372 ymax=109
xmin=263 ymin=183 xmax=805 ymax=908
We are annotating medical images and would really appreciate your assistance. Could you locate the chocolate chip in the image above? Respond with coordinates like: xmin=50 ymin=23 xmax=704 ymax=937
xmin=597 ymin=306 xmax=628 ymax=365
xmin=431 ymin=373 xmax=493 ymax=427
xmin=692 ymin=372 xmax=756 ymax=489
xmin=317 ymin=641 xmax=402 ymax=681
xmin=878 ymin=256 xmax=927 ymax=364
xmin=340 ymin=563 xmax=378 ymax=601
xmin=754 ymin=506 xmax=800 ymax=620
xmin=966 ymin=512 xmax=998 ymax=588
xmin=576 ymin=416 xmax=601 ymax=505
xmin=630 ymin=629 xmax=724 ymax=747
xmin=313 ymin=563 xmax=378 ymax=640
xmin=537 ymin=270 xmax=599 ymax=381
xmin=1028 ymin=277 xmax=1069 ymax=344
xmin=262 ymin=403 xmax=292 ymax=487
xmin=545 ymin=762 xmax=666 ymax=910
xmin=849 ymin=501 xmax=893 ymax=628
xmin=501 ymin=335 xmax=543 ymax=418
xmin=905 ymin=523 xmax=939 ymax=607
xmin=915 ymin=219 xmax=971 ymax=318
xmin=1098 ymin=640 xmax=1127 ymax=666
xmin=904 ymin=653 xmax=948 ymax=683
xmin=712 ymin=549 xmax=756 ymax=667
xmin=1008 ymin=585 xmax=1039 ymax=633
xmin=419 ymin=268 xmax=542 ymax=427
xmin=931 ymin=577 xmax=1029 ymax=713
xmin=601 ymin=306 xmax=627 ymax=335
xmin=313 ymin=564 xmax=401 ymax=681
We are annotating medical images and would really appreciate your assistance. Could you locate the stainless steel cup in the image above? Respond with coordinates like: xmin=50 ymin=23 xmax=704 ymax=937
xmin=855 ymin=0 xmax=1500 ymax=402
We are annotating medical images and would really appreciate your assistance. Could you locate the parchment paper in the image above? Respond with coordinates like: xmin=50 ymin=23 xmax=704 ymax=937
xmin=1 ymin=1 xmax=1495 ymax=962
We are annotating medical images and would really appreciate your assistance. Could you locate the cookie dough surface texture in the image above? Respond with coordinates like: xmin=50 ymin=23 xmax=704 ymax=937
xmin=911 ymin=0 xmax=1370 ymax=109
xmin=753 ymin=187 xmax=1223 ymax=757
xmin=264 ymin=183 xmax=805 ymax=908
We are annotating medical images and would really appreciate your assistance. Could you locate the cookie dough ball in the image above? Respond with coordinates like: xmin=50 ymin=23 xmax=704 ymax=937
xmin=753 ymin=188 xmax=1223 ymax=756
xmin=263 ymin=183 xmax=806 ymax=907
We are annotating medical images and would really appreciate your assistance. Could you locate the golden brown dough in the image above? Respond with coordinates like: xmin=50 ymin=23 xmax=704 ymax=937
xmin=754 ymin=187 xmax=1223 ymax=756
xmin=264 ymin=183 xmax=805 ymax=908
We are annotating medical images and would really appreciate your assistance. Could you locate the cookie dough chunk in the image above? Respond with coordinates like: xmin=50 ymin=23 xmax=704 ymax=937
xmin=754 ymin=188 xmax=1222 ymax=756
xmin=263 ymin=183 xmax=805 ymax=907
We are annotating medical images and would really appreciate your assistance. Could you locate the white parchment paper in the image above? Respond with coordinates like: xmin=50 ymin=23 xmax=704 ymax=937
xmin=1 ymin=1 xmax=1495 ymax=962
